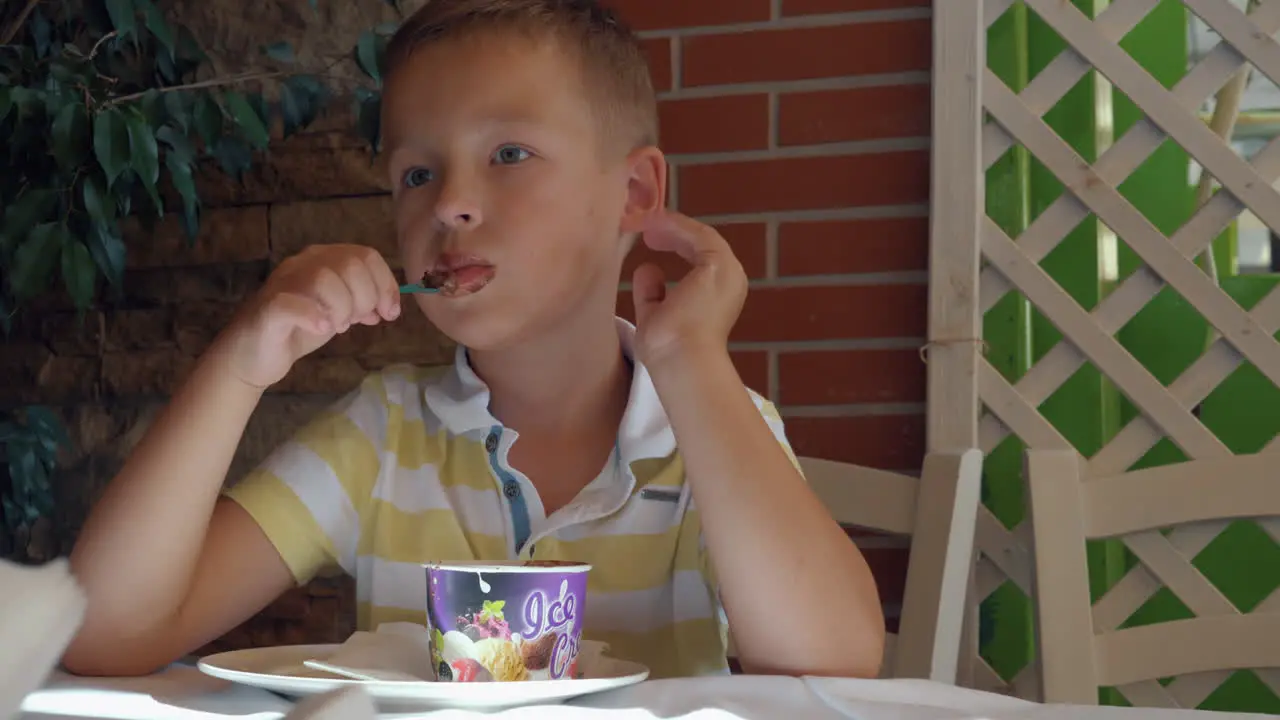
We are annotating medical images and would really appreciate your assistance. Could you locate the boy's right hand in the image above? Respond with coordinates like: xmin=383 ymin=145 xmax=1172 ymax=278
xmin=219 ymin=244 xmax=402 ymax=389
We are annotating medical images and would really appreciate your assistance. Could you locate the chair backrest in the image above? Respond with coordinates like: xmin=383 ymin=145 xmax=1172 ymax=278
xmin=728 ymin=450 xmax=982 ymax=683
xmin=1024 ymin=450 xmax=1280 ymax=707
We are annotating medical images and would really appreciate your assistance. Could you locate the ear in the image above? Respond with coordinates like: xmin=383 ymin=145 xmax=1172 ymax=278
xmin=619 ymin=146 xmax=667 ymax=235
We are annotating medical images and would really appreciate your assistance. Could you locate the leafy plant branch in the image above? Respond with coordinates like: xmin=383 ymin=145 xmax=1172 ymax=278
xmin=0 ymin=0 xmax=393 ymax=560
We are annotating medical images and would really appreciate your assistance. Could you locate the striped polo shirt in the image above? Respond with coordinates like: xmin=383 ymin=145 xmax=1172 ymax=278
xmin=225 ymin=317 xmax=799 ymax=679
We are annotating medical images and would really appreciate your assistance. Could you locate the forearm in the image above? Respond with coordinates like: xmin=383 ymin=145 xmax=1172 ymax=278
xmin=649 ymin=350 xmax=885 ymax=677
xmin=68 ymin=339 xmax=264 ymax=641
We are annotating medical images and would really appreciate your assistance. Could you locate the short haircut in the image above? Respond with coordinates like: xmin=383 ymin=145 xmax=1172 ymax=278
xmin=384 ymin=0 xmax=659 ymax=155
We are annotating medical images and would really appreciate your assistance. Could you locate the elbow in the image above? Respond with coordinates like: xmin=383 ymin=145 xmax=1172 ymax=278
xmin=749 ymin=616 xmax=886 ymax=680
xmin=61 ymin=645 xmax=171 ymax=678
xmin=60 ymin=624 xmax=176 ymax=678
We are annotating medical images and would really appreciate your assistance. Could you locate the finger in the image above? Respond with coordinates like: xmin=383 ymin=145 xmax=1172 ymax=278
xmin=641 ymin=210 xmax=729 ymax=265
xmin=631 ymin=262 xmax=666 ymax=328
xmin=362 ymin=251 xmax=402 ymax=321
xmin=336 ymin=255 xmax=381 ymax=324
xmin=265 ymin=292 xmax=331 ymax=338
xmin=310 ymin=267 xmax=355 ymax=331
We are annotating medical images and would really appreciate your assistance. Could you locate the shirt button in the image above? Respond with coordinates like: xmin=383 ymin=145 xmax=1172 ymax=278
xmin=485 ymin=432 xmax=499 ymax=453
xmin=503 ymin=482 xmax=520 ymax=499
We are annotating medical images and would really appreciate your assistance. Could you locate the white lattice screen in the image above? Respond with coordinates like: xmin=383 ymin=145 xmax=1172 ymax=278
xmin=929 ymin=0 xmax=1280 ymax=706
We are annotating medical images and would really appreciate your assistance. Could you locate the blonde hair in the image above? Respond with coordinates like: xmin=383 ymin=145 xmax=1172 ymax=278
xmin=385 ymin=0 xmax=658 ymax=154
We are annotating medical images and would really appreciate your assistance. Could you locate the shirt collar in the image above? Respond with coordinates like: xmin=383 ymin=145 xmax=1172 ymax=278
xmin=422 ymin=317 xmax=677 ymax=466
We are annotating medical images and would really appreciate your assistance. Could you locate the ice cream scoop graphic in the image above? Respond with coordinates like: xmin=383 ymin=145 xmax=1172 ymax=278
xmin=472 ymin=637 xmax=529 ymax=682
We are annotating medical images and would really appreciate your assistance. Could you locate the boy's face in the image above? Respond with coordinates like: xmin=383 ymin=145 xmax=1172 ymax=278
xmin=382 ymin=30 xmax=664 ymax=352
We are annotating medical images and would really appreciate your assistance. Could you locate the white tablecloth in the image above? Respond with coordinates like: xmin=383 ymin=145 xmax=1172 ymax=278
xmin=19 ymin=667 xmax=1274 ymax=720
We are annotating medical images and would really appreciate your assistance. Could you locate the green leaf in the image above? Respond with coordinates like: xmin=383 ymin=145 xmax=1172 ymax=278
xmin=2 ymin=189 xmax=55 ymax=231
xmin=52 ymin=100 xmax=90 ymax=171
xmin=30 ymin=9 xmax=53 ymax=59
xmin=280 ymin=76 xmax=326 ymax=138
xmin=262 ymin=41 xmax=295 ymax=64
xmin=279 ymin=83 xmax=304 ymax=138
xmin=8 ymin=86 xmax=38 ymax=117
xmin=355 ymin=31 xmax=385 ymax=85
xmin=82 ymin=173 xmax=115 ymax=226
xmin=157 ymin=124 xmax=195 ymax=163
xmin=87 ymin=221 xmax=127 ymax=287
xmin=193 ymin=93 xmax=223 ymax=150
xmin=0 ymin=87 xmax=11 ymax=122
xmin=105 ymin=0 xmax=137 ymax=41
xmin=213 ymin=135 xmax=253 ymax=181
xmin=2 ymin=190 xmax=56 ymax=245
xmin=93 ymin=108 xmax=131 ymax=185
xmin=23 ymin=407 xmax=68 ymax=463
xmin=156 ymin=47 xmax=179 ymax=84
xmin=138 ymin=0 xmax=175 ymax=59
xmin=10 ymin=224 xmax=63 ymax=300
xmin=355 ymin=91 xmax=381 ymax=155
xmin=225 ymin=91 xmax=270 ymax=149
xmin=165 ymin=150 xmax=200 ymax=242
xmin=50 ymin=57 xmax=91 ymax=86
xmin=175 ymin=24 xmax=208 ymax=65
xmin=62 ymin=237 xmax=97 ymax=310
xmin=140 ymin=88 xmax=166 ymax=128
xmin=125 ymin=107 xmax=160 ymax=185
xmin=164 ymin=91 xmax=191 ymax=132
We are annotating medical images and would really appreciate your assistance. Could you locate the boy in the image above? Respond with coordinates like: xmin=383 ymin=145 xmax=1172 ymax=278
xmin=63 ymin=0 xmax=884 ymax=680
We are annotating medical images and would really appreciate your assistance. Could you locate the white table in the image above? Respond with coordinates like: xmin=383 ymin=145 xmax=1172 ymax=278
xmin=19 ymin=667 xmax=1275 ymax=720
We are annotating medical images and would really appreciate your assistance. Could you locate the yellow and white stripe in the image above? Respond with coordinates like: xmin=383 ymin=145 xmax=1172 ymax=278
xmin=225 ymin=318 xmax=798 ymax=679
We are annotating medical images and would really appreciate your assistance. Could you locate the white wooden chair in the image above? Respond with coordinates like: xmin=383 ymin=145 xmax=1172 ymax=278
xmin=1024 ymin=449 xmax=1280 ymax=707
xmin=729 ymin=450 xmax=983 ymax=683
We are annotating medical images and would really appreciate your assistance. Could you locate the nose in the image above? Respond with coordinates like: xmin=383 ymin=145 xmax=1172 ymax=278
xmin=434 ymin=172 xmax=483 ymax=230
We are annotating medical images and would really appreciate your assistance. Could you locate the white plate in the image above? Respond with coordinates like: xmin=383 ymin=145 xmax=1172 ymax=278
xmin=197 ymin=643 xmax=649 ymax=712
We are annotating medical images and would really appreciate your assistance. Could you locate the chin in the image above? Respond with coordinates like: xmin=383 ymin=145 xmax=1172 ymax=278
xmin=419 ymin=301 xmax=535 ymax=354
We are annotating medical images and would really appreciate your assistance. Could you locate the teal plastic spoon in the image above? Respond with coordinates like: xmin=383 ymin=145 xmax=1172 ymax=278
xmin=399 ymin=282 xmax=440 ymax=294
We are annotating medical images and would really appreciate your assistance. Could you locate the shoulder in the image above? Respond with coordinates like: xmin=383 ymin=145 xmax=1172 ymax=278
xmin=306 ymin=363 xmax=455 ymax=450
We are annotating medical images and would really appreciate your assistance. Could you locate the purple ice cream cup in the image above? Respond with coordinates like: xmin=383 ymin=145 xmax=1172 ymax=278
xmin=423 ymin=560 xmax=591 ymax=683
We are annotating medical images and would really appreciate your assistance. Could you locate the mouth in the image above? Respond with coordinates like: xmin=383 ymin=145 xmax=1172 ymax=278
xmin=421 ymin=254 xmax=496 ymax=298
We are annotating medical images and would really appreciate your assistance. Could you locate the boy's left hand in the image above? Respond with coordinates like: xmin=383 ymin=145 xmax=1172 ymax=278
xmin=630 ymin=211 xmax=747 ymax=369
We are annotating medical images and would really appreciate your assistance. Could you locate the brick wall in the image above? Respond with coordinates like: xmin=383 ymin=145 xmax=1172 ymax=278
xmin=609 ymin=0 xmax=933 ymax=631
xmin=2 ymin=0 xmax=932 ymax=648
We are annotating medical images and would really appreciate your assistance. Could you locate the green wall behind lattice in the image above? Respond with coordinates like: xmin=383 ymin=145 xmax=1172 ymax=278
xmin=981 ymin=2 xmax=1280 ymax=712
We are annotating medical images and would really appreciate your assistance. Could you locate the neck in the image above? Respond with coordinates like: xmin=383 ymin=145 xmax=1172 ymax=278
xmin=468 ymin=313 xmax=632 ymax=436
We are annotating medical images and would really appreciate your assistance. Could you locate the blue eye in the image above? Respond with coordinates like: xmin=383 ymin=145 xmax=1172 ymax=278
xmin=493 ymin=145 xmax=531 ymax=165
xmin=402 ymin=167 xmax=433 ymax=188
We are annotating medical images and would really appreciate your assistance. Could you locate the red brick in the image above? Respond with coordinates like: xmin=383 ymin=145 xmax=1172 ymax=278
xmin=623 ymin=223 xmax=768 ymax=281
xmin=779 ymin=85 xmax=931 ymax=146
xmin=731 ymin=351 xmax=770 ymax=395
xmin=640 ymin=38 xmax=673 ymax=92
xmin=783 ymin=414 xmax=925 ymax=470
xmin=734 ymin=284 xmax=927 ymax=342
xmin=860 ymin=546 xmax=909 ymax=605
xmin=683 ymin=20 xmax=930 ymax=87
xmin=602 ymin=0 xmax=771 ymax=31
xmin=679 ymin=150 xmax=929 ymax=216
xmin=783 ymin=0 xmax=931 ymax=15
xmin=778 ymin=217 xmax=929 ymax=276
xmin=779 ymin=349 xmax=925 ymax=405
xmin=660 ymin=95 xmax=770 ymax=154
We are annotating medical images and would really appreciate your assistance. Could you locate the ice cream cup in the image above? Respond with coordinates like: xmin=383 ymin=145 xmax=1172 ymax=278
xmin=423 ymin=560 xmax=591 ymax=683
